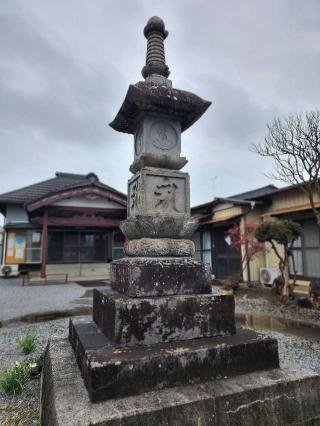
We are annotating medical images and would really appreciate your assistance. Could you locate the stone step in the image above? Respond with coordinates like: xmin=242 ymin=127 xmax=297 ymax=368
xmin=41 ymin=338 xmax=320 ymax=426
xmin=93 ymin=289 xmax=235 ymax=346
xmin=69 ymin=320 xmax=279 ymax=403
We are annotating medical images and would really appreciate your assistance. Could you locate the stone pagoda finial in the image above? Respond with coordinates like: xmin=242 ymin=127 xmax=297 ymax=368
xmin=142 ymin=16 xmax=170 ymax=79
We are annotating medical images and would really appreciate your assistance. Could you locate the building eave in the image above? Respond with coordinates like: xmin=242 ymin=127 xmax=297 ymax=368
xmin=26 ymin=184 xmax=127 ymax=212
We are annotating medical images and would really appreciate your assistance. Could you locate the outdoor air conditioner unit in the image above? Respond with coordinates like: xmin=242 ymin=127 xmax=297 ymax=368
xmin=260 ymin=267 xmax=281 ymax=287
xmin=0 ymin=264 xmax=19 ymax=277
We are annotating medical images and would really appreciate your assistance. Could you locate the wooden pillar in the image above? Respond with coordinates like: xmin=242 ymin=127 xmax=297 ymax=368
xmin=41 ymin=209 xmax=48 ymax=278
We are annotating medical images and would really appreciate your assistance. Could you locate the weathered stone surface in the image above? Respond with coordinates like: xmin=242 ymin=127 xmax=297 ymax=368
xmin=124 ymin=238 xmax=195 ymax=257
xmin=141 ymin=17 xmax=170 ymax=79
xmin=42 ymin=337 xmax=320 ymax=425
xmin=92 ymin=290 xmax=235 ymax=346
xmin=130 ymin=153 xmax=188 ymax=173
xmin=134 ymin=116 xmax=181 ymax=160
xmin=109 ymin=81 xmax=212 ymax=135
xmin=121 ymin=214 xmax=198 ymax=240
xmin=111 ymin=257 xmax=212 ymax=297
xmin=145 ymin=73 xmax=172 ymax=87
xmin=128 ymin=167 xmax=190 ymax=217
xmin=69 ymin=324 xmax=279 ymax=402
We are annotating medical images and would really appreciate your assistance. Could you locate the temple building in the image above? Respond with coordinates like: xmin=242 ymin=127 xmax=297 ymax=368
xmin=0 ymin=172 xmax=126 ymax=280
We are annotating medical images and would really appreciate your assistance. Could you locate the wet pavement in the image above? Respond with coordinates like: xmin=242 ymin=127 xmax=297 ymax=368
xmin=0 ymin=277 xmax=109 ymax=324
xmin=236 ymin=312 xmax=320 ymax=341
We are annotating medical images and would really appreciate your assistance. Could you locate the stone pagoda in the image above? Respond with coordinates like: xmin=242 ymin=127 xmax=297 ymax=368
xmin=42 ymin=17 xmax=320 ymax=426
xmin=68 ymin=13 xmax=278 ymax=399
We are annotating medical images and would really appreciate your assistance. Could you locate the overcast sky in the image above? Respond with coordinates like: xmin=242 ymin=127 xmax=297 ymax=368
xmin=1 ymin=0 xmax=319 ymax=207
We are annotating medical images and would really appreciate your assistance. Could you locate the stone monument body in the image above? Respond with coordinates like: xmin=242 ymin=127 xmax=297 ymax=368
xmin=41 ymin=17 xmax=320 ymax=426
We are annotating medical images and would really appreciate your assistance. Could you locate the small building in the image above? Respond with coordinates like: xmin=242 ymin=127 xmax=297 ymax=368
xmin=192 ymin=183 xmax=320 ymax=294
xmin=0 ymin=172 xmax=127 ymax=280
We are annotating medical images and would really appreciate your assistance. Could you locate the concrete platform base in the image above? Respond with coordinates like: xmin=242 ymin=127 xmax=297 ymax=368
xmin=41 ymin=338 xmax=320 ymax=425
xmin=69 ymin=321 xmax=279 ymax=402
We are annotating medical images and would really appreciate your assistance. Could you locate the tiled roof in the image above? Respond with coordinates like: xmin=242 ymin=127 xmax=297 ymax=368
xmin=228 ymin=185 xmax=278 ymax=200
xmin=0 ymin=172 xmax=126 ymax=205
xmin=192 ymin=185 xmax=279 ymax=211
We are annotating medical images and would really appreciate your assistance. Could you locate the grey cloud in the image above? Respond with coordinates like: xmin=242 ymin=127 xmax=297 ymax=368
xmin=0 ymin=0 xmax=319 ymax=207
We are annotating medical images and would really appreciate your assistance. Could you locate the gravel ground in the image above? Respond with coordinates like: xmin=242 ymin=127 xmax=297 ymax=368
xmin=259 ymin=329 xmax=320 ymax=373
xmin=0 ymin=295 xmax=320 ymax=425
xmin=0 ymin=316 xmax=90 ymax=425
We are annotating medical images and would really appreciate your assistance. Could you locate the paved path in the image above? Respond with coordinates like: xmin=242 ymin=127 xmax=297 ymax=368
xmin=0 ymin=277 xmax=107 ymax=323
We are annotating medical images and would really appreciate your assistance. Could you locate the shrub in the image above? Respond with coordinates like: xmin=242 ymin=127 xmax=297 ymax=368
xmin=255 ymin=220 xmax=302 ymax=246
xmin=0 ymin=361 xmax=31 ymax=395
xmin=255 ymin=220 xmax=302 ymax=298
xmin=18 ymin=331 xmax=37 ymax=355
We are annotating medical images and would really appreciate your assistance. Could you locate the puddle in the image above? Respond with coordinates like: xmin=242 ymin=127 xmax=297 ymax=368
xmin=76 ymin=281 xmax=109 ymax=287
xmin=236 ymin=312 xmax=320 ymax=341
xmin=81 ymin=289 xmax=94 ymax=298
xmin=1 ymin=307 xmax=92 ymax=327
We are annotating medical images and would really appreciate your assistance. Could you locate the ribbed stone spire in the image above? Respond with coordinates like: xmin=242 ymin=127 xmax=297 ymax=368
xmin=142 ymin=16 xmax=170 ymax=79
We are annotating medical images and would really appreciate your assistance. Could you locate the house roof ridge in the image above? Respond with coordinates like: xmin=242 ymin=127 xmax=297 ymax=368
xmin=0 ymin=177 xmax=58 ymax=199
xmin=191 ymin=184 xmax=279 ymax=210
xmin=55 ymin=171 xmax=100 ymax=181
xmin=228 ymin=184 xmax=278 ymax=200
xmin=0 ymin=172 xmax=127 ymax=205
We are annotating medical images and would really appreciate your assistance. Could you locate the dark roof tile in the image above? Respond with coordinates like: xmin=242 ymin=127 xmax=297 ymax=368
xmin=192 ymin=185 xmax=279 ymax=211
xmin=228 ymin=185 xmax=278 ymax=200
xmin=0 ymin=172 xmax=126 ymax=205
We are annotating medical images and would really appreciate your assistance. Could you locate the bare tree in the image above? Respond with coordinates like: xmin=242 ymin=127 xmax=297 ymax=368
xmin=252 ymin=110 xmax=320 ymax=225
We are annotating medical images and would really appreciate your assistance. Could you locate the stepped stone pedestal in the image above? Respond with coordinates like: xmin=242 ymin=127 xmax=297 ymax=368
xmin=41 ymin=16 xmax=320 ymax=425
xmin=69 ymin=318 xmax=279 ymax=403
xmin=41 ymin=337 xmax=320 ymax=426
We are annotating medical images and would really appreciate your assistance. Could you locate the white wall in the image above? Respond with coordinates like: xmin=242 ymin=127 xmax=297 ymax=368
xmin=53 ymin=196 xmax=126 ymax=209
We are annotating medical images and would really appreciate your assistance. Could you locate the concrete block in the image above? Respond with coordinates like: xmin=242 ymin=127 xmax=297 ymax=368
xmin=128 ymin=167 xmax=190 ymax=217
xmin=134 ymin=116 xmax=181 ymax=160
xmin=111 ymin=257 xmax=212 ymax=297
xmin=92 ymin=290 xmax=235 ymax=346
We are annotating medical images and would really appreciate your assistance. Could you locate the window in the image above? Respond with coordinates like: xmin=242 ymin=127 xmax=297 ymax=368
xmin=6 ymin=230 xmax=42 ymax=264
xmin=64 ymin=232 xmax=78 ymax=262
xmin=202 ymin=231 xmax=212 ymax=266
xmin=48 ymin=232 xmax=63 ymax=262
xmin=193 ymin=232 xmax=201 ymax=262
xmin=80 ymin=232 xmax=108 ymax=262
xmin=112 ymin=231 xmax=125 ymax=260
xmin=48 ymin=230 xmax=109 ymax=263
xmin=289 ymin=219 xmax=320 ymax=278
xmin=25 ymin=231 xmax=42 ymax=263
xmin=192 ymin=231 xmax=212 ymax=268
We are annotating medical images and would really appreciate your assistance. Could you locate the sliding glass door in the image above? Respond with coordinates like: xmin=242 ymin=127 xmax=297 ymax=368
xmin=48 ymin=230 xmax=109 ymax=263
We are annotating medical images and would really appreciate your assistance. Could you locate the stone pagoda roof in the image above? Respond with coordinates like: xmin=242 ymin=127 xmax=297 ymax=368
xmin=110 ymin=82 xmax=211 ymax=134
xmin=110 ymin=16 xmax=211 ymax=135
